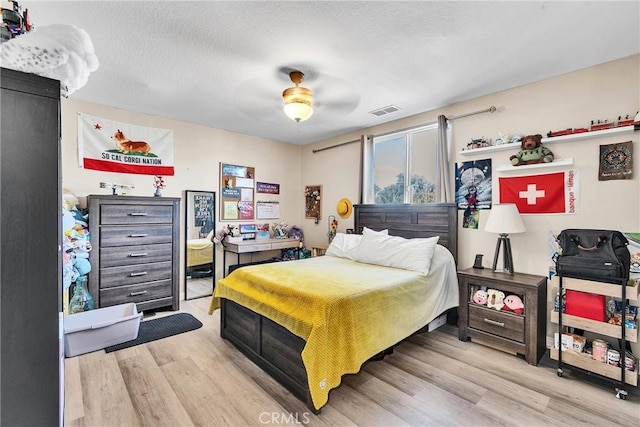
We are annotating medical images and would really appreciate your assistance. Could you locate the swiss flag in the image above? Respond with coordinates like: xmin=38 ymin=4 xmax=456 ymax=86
xmin=499 ymin=170 xmax=579 ymax=214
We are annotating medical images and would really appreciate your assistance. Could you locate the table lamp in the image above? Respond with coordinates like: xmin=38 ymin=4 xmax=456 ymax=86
xmin=484 ymin=203 xmax=526 ymax=274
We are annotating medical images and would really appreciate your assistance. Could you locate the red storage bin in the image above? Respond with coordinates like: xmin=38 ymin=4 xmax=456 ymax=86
xmin=565 ymin=289 xmax=606 ymax=322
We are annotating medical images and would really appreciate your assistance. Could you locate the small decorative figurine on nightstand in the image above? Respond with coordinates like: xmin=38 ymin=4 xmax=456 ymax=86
xmin=509 ymin=134 xmax=554 ymax=166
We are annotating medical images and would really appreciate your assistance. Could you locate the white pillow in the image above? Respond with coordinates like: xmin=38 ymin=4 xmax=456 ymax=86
xmin=363 ymin=227 xmax=388 ymax=235
xmin=326 ymin=233 xmax=363 ymax=259
xmin=206 ymin=230 xmax=214 ymax=240
xmin=352 ymin=233 xmax=440 ymax=274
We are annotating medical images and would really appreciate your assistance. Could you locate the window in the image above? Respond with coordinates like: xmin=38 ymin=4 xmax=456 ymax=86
xmin=372 ymin=124 xmax=438 ymax=204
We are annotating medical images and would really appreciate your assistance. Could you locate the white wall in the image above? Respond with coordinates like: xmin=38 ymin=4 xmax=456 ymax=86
xmin=301 ymin=54 xmax=639 ymax=354
xmin=60 ymin=99 xmax=303 ymax=282
xmin=302 ymin=54 xmax=640 ymax=271
xmin=61 ymin=54 xmax=639 ymax=352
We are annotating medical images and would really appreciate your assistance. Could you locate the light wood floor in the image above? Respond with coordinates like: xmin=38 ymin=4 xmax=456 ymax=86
xmin=64 ymin=297 xmax=640 ymax=427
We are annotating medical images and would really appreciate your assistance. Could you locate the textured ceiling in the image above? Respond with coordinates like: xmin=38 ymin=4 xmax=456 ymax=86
xmin=26 ymin=1 xmax=640 ymax=145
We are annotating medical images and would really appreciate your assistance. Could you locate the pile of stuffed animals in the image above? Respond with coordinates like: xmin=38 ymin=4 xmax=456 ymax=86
xmin=61 ymin=190 xmax=92 ymax=294
xmin=473 ymin=288 xmax=524 ymax=314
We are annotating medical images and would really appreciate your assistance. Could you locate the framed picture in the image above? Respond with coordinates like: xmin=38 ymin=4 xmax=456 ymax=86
xmin=305 ymin=185 xmax=322 ymax=219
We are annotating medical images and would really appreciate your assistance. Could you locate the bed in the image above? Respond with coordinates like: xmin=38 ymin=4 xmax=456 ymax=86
xmin=208 ymin=203 xmax=459 ymax=411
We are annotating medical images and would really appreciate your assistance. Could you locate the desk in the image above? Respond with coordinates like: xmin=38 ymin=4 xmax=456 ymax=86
xmin=223 ymin=238 xmax=300 ymax=276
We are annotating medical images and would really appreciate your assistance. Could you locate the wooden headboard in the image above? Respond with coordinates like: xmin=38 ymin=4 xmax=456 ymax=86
xmin=354 ymin=203 xmax=458 ymax=264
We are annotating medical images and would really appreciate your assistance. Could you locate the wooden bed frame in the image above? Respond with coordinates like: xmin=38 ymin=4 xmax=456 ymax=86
xmin=219 ymin=203 xmax=458 ymax=411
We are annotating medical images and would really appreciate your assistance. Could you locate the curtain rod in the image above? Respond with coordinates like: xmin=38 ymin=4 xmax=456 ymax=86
xmin=312 ymin=105 xmax=496 ymax=153
xmin=312 ymin=138 xmax=360 ymax=153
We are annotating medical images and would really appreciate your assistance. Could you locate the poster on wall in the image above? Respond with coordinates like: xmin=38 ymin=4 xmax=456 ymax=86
xmin=256 ymin=182 xmax=280 ymax=194
xmin=220 ymin=162 xmax=255 ymax=221
xmin=193 ymin=194 xmax=214 ymax=236
xmin=499 ymin=169 xmax=579 ymax=214
xmin=599 ymin=141 xmax=633 ymax=181
xmin=78 ymin=113 xmax=175 ymax=175
xmin=455 ymin=159 xmax=492 ymax=229
xmin=256 ymin=202 xmax=280 ymax=219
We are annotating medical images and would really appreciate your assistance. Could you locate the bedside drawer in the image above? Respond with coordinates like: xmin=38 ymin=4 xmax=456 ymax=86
xmin=99 ymin=261 xmax=172 ymax=288
xmin=100 ymin=204 xmax=174 ymax=224
xmin=468 ymin=304 xmax=524 ymax=343
xmin=100 ymin=279 xmax=173 ymax=307
xmin=100 ymin=243 xmax=173 ymax=267
xmin=100 ymin=225 xmax=173 ymax=247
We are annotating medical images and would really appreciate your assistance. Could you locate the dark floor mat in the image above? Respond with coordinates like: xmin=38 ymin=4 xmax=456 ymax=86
xmin=104 ymin=313 xmax=202 ymax=352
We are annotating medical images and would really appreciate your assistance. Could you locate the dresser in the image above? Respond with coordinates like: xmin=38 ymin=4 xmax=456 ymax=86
xmin=88 ymin=195 xmax=180 ymax=311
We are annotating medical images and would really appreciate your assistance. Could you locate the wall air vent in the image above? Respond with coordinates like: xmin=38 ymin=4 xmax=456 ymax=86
xmin=369 ymin=105 xmax=400 ymax=117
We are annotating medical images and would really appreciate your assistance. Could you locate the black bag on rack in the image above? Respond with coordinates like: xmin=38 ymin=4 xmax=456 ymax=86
xmin=556 ymin=229 xmax=630 ymax=282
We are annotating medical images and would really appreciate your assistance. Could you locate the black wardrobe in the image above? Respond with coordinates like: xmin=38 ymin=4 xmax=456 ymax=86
xmin=1 ymin=67 xmax=61 ymax=425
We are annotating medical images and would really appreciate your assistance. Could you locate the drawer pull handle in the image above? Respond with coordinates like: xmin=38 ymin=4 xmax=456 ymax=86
xmin=483 ymin=318 xmax=505 ymax=328
xmin=129 ymin=213 xmax=149 ymax=216
xmin=129 ymin=290 xmax=148 ymax=296
xmin=129 ymin=234 xmax=148 ymax=238
xmin=129 ymin=252 xmax=148 ymax=257
xmin=130 ymin=271 xmax=148 ymax=277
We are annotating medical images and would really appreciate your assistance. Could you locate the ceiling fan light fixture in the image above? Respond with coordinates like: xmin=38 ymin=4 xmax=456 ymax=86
xmin=283 ymin=71 xmax=313 ymax=122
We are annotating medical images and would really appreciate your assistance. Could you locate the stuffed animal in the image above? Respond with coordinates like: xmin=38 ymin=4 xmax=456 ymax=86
xmin=509 ymin=134 xmax=554 ymax=166
xmin=502 ymin=294 xmax=524 ymax=314
xmin=472 ymin=289 xmax=488 ymax=305
xmin=272 ymin=222 xmax=289 ymax=238
xmin=486 ymin=289 xmax=506 ymax=310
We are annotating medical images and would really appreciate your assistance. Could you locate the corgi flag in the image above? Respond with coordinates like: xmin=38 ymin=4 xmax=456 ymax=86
xmin=78 ymin=113 xmax=175 ymax=176
xmin=498 ymin=169 xmax=579 ymax=214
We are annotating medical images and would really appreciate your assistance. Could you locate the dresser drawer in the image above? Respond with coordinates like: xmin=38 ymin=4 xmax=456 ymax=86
xmin=99 ymin=261 xmax=172 ymax=288
xmin=100 ymin=225 xmax=173 ymax=247
xmin=468 ymin=304 xmax=524 ymax=343
xmin=100 ymin=279 xmax=173 ymax=307
xmin=100 ymin=243 xmax=173 ymax=267
xmin=100 ymin=204 xmax=174 ymax=225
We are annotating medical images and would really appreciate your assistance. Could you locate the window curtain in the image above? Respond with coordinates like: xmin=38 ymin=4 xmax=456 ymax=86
xmin=435 ymin=114 xmax=453 ymax=202
xmin=360 ymin=134 xmax=375 ymax=204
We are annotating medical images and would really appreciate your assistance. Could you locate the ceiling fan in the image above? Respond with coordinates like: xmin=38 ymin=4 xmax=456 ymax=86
xmin=282 ymin=71 xmax=314 ymax=122
xmin=231 ymin=67 xmax=360 ymax=125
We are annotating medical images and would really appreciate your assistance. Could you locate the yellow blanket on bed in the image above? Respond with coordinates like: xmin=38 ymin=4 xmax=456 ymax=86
xmin=209 ymin=255 xmax=456 ymax=409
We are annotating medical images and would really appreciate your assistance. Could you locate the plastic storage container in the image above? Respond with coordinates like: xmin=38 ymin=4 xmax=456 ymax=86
xmin=63 ymin=303 xmax=142 ymax=357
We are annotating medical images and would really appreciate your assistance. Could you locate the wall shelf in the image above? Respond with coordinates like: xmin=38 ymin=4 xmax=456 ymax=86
xmin=496 ymin=158 xmax=573 ymax=172
xmin=459 ymin=125 xmax=635 ymax=156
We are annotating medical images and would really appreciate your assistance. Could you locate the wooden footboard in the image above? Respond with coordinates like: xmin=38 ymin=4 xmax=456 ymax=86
xmin=220 ymin=298 xmax=316 ymax=412
xmin=221 ymin=298 xmax=456 ymax=412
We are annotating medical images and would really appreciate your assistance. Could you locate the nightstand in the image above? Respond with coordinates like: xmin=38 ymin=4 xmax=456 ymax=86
xmin=457 ymin=268 xmax=547 ymax=365
xmin=311 ymin=245 xmax=328 ymax=257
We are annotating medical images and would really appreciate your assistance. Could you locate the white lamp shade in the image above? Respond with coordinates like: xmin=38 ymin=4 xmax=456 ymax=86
xmin=283 ymin=102 xmax=313 ymax=122
xmin=485 ymin=203 xmax=526 ymax=234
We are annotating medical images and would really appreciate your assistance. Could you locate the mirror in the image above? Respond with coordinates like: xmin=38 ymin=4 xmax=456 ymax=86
xmin=184 ymin=190 xmax=216 ymax=300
